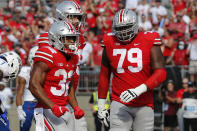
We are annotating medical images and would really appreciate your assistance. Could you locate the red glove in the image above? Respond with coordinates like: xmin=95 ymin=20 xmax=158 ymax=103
xmin=51 ymin=104 xmax=69 ymax=117
xmin=74 ymin=106 xmax=85 ymax=119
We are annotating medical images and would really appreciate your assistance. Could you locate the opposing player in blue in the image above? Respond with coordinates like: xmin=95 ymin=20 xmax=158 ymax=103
xmin=16 ymin=46 xmax=38 ymax=131
xmin=0 ymin=51 xmax=22 ymax=131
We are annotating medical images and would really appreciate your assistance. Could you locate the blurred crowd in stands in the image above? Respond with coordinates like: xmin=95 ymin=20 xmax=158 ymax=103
xmin=0 ymin=0 xmax=196 ymax=83
xmin=0 ymin=0 xmax=197 ymax=130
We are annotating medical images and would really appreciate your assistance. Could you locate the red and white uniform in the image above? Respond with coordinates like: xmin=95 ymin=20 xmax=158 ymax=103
xmin=38 ymin=32 xmax=84 ymax=91
xmin=103 ymin=31 xmax=161 ymax=108
xmin=34 ymin=45 xmax=79 ymax=108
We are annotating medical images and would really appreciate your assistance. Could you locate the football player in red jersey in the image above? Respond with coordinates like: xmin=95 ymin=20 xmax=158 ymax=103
xmin=38 ymin=1 xmax=88 ymax=130
xmin=29 ymin=21 xmax=85 ymax=131
xmin=97 ymin=9 xmax=167 ymax=131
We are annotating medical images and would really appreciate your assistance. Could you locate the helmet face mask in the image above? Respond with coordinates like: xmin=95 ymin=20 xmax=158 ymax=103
xmin=112 ymin=9 xmax=138 ymax=43
xmin=59 ymin=35 xmax=79 ymax=53
xmin=49 ymin=21 xmax=80 ymax=54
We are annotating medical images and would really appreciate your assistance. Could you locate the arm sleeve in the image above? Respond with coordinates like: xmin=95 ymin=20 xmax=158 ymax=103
xmin=144 ymin=68 xmax=166 ymax=89
xmin=98 ymin=48 xmax=111 ymax=99
xmin=73 ymin=65 xmax=80 ymax=92
xmin=152 ymin=32 xmax=162 ymax=46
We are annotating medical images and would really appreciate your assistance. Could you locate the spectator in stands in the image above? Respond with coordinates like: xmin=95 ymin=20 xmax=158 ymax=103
xmin=125 ymin=0 xmax=138 ymax=11
xmin=182 ymin=81 xmax=197 ymax=131
xmin=176 ymin=77 xmax=189 ymax=131
xmin=163 ymin=80 xmax=178 ymax=131
xmin=161 ymin=30 xmax=175 ymax=65
xmin=173 ymin=40 xmax=189 ymax=66
xmin=167 ymin=13 xmax=186 ymax=41
xmin=187 ymin=28 xmax=197 ymax=84
xmin=136 ymin=0 xmax=150 ymax=23
xmin=171 ymin=0 xmax=186 ymax=15
xmin=149 ymin=0 xmax=167 ymax=24
xmin=138 ymin=14 xmax=152 ymax=31
xmin=189 ymin=12 xmax=197 ymax=33
xmin=96 ymin=9 xmax=112 ymax=35
xmin=13 ymin=42 xmax=27 ymax=66
xmin=152 ymin=22 xmax=164 ymax=37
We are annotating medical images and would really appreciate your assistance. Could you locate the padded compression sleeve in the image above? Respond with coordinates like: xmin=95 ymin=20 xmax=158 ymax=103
xmin=98 ymin=64 xmax=111 ymax=99
xmin=145 ymin=68 xmax=166 ymax=89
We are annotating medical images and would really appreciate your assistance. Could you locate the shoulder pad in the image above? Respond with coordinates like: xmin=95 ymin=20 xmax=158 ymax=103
xmin=143 ymin=31 xmax=162 ymax=46
xmin=101 ymin=33 xmax=114 ymax=47
xmin=34 ymin=47 xmax=55 ymax=64
xmin=38 ymin=32 xmax=49 ymax=46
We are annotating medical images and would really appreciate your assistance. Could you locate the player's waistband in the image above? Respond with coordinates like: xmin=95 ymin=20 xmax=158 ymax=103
xmin=35 ymin=96 xmax=69 ymax=109
xmin=24 ymin=101 xmax=37 ymax=103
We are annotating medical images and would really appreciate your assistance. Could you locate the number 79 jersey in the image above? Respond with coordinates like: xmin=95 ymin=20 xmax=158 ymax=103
xmin=103 ymin=31 xmax=161 ymax=108
xmin=33 ymin=45 xmax=79 ymax=108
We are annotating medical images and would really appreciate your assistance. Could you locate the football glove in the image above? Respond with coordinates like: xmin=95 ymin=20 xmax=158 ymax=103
xmin=98 ymin=99 xmax=110 ymax=127
xmin=51 ymin=104 xmax=69 ymax=117
xmin=17 ymin=106 xmax=26 ymax=126
xmin=74 ymin=106 xmax=85 ymax=119
xmin=120 ymin=84 xmax=148 ymax=103
xmin=0 ymin=112 xmax=9 ymax=126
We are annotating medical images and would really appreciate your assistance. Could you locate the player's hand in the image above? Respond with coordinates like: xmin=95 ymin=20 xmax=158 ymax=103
xmin=98 ymin=99 xmax=110 ymax=127
xmin=120 ymin=84 xmax=148 ymax=103
xmin=74 ymin=106 xmax=85 ymax=119
xmin=51 ymin=104 xmax=69 ymax=117
xmin=17 ymin=106 xmax=26 ymax=123
xmin=0 ymin=112 xmax=9 ymax=126
xmin=98 ymin=108 xmax=110 ymax=127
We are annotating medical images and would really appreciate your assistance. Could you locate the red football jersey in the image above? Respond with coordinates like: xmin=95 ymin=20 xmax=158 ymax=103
xmin=38 ymin=32 xmax=84 ymax=92
xmin=34 ymin=45 xmax=79 ymax=108
xmin=103 ymin=31 xmax=161 ymax=108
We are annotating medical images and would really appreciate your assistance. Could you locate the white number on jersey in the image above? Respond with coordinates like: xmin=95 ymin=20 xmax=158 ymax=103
xmin=50 ymin=69 xmax=73 ymax=96
xmin=113 ymin=48 xmax=143 ymax=73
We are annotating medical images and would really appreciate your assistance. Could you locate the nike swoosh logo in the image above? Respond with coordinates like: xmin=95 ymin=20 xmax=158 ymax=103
xmin=134 ymin=43 xmax=140 ymax=46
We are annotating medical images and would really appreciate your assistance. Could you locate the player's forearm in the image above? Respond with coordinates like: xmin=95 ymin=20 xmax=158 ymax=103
xmin=29 ymin=83 xmax=54 ymax=109
xmin=0 ymin=100 xmax=5 ymax=114
xmin=144 ymin=68 xmax=166 ymax=89
xmin=98 ymin=64 xmax=111 ymax=99
xmin=68 ymin=86 xmax=78 ymax=108
xmin=16 ymin=93 xmax=23 ymax=106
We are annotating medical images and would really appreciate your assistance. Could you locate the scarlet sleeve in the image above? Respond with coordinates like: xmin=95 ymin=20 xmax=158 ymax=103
xmin=152 ymin=32 xmax=162 ymax=46
xmin=78 ymin=35 xmax=86 ymax=50
xmin=73 ymin=65 xmax=80 ymax=92
xmin=34 ymin=47 xmax=54 ymax=69
xmin=38 ymin=32 xmax=50 ymax=47
xmin=144 ymin=68 xmax=166 ymax=89
xmin=98 ymin=48 xmax=111 ymax=99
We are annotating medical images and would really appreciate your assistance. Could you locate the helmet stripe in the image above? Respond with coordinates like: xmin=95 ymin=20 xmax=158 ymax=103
xmin=73 ymin=1 xmax=81 ymax=12
xmin=66 ymin=22 xmax=75 ymax=34
xmin=119 ymin=9 xmax=124 ymax=23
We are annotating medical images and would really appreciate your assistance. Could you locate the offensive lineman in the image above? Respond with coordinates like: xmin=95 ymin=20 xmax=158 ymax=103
xmin=0 ymin=51 xmax=22 ymax=131
xmin=38 ymin=1 xmax=88 ymax=130
xmin=16 ymin=46 xmax=38 ymax=131
xmin=97 ymin=9 xmax=167 ymax=131
xmin=29 ymin=21 xmax=84 ymax=131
